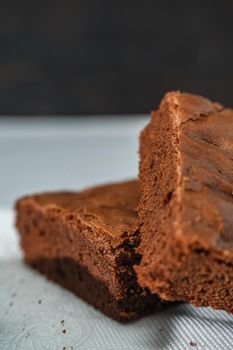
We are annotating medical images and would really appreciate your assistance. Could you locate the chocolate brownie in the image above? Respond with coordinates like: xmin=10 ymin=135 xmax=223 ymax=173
xmin=136 ymin=91 xmax=233 ymax=312
xmin=16 ymin=180 xmax=159 ymax=321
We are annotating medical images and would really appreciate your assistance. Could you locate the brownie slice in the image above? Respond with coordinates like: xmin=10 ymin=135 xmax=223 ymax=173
xmin=136 ymin=91 xmax=233 ymax=312
xmin=16 ymin=180 xmax=159 ymax=321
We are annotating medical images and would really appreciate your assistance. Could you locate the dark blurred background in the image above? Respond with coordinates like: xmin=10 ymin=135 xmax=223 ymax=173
xmin=0 ymin=0 xmax=233 ymax=115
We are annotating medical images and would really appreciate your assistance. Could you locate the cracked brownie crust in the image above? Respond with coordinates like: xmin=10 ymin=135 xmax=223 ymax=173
xmin=136 ymin=91 xmax=233 ymax=312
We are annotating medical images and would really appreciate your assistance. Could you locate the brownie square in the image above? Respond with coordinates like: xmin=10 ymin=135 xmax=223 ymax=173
xmin=136 ymin=91 xmax=233 ymax=312
xmin=16 ymin=180 xmax=159 ymax=321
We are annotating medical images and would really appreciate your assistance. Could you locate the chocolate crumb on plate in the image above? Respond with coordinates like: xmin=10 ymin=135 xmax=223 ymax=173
xmin=190 ymin=341 xmax=197 ymax=347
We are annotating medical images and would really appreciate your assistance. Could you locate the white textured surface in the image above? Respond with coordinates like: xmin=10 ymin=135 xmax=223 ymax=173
xmin=1 ymin=117 xmax=233 ymax=349
xmin=1 ymin=209 xmax=233 ymax=350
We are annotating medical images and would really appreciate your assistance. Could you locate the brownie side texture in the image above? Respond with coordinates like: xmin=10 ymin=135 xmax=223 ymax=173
xmin=136 ymin=91 xmax=233 ymax=312
xmin=16 ymin=180 xmax=160 ymax=321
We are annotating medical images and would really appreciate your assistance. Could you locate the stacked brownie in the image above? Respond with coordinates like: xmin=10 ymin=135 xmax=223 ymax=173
xmin=136 ymin=92 xmax=233 ymax=313
xmin=16 ymin=91 xmax=233 ymax=320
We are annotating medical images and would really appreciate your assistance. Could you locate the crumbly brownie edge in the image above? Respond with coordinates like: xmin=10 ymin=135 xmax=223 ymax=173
xmin=26 ymin=256 xmax=160 ymax=321
xmin=144 ymin=234 xmax=233 ymax=313
xmin=136 ymin=107 xmax=180 ymax=288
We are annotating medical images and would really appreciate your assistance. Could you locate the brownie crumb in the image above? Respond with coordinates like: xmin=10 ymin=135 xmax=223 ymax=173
xmin=38 ymin=299 xmax=42 ymax=304
xmin=61 ymin=320 xmax=65 ymax=326
xmin=62 ymin=329 xmax=66 ymax=334
xmin=190 ymin=341 xmax=197 ymax=347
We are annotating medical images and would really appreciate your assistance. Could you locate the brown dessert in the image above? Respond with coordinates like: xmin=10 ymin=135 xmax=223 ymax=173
xmin=136 ymin=91 xmax=233 ymax=312
xmin=16 ymin=180 xmax=159 ymax=321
